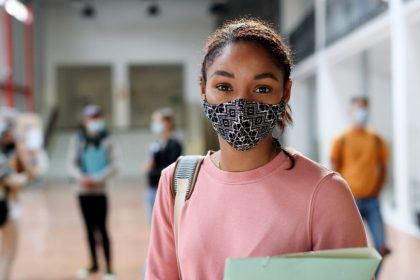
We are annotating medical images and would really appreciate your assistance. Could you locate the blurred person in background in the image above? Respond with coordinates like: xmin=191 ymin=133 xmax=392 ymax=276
xmin=67 ymin=105 xmax=119 ymax=280
xmin=330 ymin=96 xmax=391 ymax=261
xmin=13 ymin=112 xmax=49 ymax=182
xmin=144 ymin=108 xmax=182 ymax=222
xmin=0 ymin=108 xmax=46 ymax=280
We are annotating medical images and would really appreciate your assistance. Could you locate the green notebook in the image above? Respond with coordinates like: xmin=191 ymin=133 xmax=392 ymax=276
xmin=224 ymin=247 xmax=381 ymax=280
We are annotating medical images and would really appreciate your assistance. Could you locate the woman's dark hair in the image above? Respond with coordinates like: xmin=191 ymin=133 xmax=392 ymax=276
xmin=201 ymin=18 xmax=295 ymax=168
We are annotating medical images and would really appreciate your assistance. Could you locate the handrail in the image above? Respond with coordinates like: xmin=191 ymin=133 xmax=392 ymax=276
xmin=44 ymin=106 xmax=59 ymax=148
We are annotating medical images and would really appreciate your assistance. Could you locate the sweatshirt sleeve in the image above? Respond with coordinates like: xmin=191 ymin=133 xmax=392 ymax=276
xmin=145 ymin=165 xmax=179 ymax=280
xmin=310 ymin=172 xmax=368 ymax=250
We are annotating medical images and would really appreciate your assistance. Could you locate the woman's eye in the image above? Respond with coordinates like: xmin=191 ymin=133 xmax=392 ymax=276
xmin=216 ymin=84 xmax=233 ymax=92
xmin=255 ymin=86 xmax=272 ymax=94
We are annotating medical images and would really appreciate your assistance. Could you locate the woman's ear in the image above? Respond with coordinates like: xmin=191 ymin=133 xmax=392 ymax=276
xmin=283 ymin=79 xmax=292 ymax=103
xmin=199 ymin=77 xmax=206 ymax=100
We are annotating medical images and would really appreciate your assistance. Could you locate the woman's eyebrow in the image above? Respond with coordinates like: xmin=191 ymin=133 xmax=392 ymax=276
xmin=254 ymin=73 xmax=279 ymax=81
xmin=210 ymin=70 xmax=235 ymax=78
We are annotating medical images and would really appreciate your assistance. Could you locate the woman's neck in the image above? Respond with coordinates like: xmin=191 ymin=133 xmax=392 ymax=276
xmin=213 ymin=136 xmax=279 ymax=172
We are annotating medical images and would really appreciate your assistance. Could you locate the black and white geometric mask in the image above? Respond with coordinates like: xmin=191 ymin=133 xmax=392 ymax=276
xmin=203 ymin=98 xmax=285 ymax=151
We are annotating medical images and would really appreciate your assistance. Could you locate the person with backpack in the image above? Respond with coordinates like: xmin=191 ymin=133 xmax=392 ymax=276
xmin=144 ymin=108 xmax=182 ymax=222
xmin=330 ymin=96 xmax=391 ymax=259
xmin=145 ymin=19 xmax=368 ymax=280
xmin=67 ymin=105 xmax=119 ymax=280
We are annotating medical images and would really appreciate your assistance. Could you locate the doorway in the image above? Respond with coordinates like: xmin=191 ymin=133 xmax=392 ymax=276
xmin=56 ymin=65 xmax=112 ymax=128
xmin=129 ymin=64 xmax=184 ymax=128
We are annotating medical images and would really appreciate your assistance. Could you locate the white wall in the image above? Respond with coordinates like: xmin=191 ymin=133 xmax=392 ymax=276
xmin=363 ymin=42 xmax=395 ymax=215
xmin=286 ymin=75 xmax=318 ymax=160
xmin=280 ymin=0 xmax=314 ymax=34
xmin=41 ymin=0 xmax=214 ymax=178
xmin=368 ymin=41 xmax=392 ymax=141
xmin=41 ymin=0 xmax=213 ymax=128
xmin=407 ymin=22 xmax=420 ymax=211
xmin=316 ymin=58 xmax=358 ymax=167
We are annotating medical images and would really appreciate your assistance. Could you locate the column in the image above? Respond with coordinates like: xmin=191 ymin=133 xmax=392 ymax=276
xmin=389 ymin=0 xmax=410 ymax=226
xmin=315 ymin=0 xmax=335 ymax=166
xmin=112 ymin=62 xmax=130 ymax=129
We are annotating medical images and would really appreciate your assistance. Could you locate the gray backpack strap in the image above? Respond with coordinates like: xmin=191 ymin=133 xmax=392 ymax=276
xmin=171 ymin=155 xmax=204 ymax=199
xmin=171 ymin=155 xmax=204 ymax=279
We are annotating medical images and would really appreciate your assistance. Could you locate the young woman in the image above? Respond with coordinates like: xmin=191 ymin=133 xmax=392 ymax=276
xmin=67 ymin=105 xmax=118 ymax=280
xmin=145 ymin=19 xmax=367 ymax=280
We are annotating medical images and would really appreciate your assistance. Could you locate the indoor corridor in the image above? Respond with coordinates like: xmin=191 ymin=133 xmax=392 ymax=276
xmin=9 ymin=179 xmax=420 ymax=280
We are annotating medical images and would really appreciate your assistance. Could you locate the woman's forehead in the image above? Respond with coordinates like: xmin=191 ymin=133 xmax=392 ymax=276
xmin=208 ymin=42 xmax=284 ymax=74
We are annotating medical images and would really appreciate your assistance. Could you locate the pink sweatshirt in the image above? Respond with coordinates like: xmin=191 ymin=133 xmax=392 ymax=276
xmin=145 ymin=149 xmax=367 ymax=280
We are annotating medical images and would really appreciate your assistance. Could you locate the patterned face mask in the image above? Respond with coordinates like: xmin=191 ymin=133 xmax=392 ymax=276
xmin=203 ymin=98 xmax=285 ymax=151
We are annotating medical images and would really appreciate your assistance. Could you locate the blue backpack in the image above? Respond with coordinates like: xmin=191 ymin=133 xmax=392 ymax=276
xmin=78 ymin=133 xmax=109 ymax=176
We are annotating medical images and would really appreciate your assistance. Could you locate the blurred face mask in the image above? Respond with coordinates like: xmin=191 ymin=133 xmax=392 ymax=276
xmin=86 ymin=119 xmax=105 ymax=135
xmin=203 ymin=98 xmax=285 ymax=151
xmin=353 ymin=108 xmax=368 ymax=126
xmin=150 ymin=121 xmax=164 ymax=136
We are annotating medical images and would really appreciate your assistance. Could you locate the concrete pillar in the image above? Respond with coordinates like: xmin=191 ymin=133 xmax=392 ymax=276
xmin=112 ymin=62 xmax=130 ymax=129
xmin=389 ymin=0 xmax=411 ymax=226
xmin=184 ymin=62 xmax=206 ymax=154
xmin=315 ymin=0 xmax=333 ymax=166
xmin=360 ymin=50 xmax=369 ymax=97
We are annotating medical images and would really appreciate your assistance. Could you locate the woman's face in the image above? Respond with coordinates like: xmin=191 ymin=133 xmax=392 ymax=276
xmin=201 ymin=41 xmax=292 ymax=105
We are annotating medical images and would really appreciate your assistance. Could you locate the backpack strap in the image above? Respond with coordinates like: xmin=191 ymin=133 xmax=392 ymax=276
xmin=336 ymin=134 xmax=346 ymax=173
xmin=171 ymin=155 xmax=204 ymax=279
xmin=76 ymin=132 xmax=87 ymax=168
xmin=374 ymin=134 xmax=382 ymax=162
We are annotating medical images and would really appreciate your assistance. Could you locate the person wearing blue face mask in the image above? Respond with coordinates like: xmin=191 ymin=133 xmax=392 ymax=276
xmin=67 ymin=104 xmax=119 ymax=280
xmin=330 ymin=97 xmax=391 ymax=272
xmin=144 ymin=108 xmax=182 ymax=222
